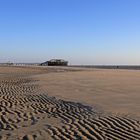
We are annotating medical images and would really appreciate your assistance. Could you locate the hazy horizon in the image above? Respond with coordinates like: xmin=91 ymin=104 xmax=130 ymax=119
xmin=1 ymin=0 xmax=140 ymax=65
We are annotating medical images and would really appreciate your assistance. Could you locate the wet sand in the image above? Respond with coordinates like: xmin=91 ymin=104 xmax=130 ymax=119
xmin=0 ymin=66 xmax=140 ymax=140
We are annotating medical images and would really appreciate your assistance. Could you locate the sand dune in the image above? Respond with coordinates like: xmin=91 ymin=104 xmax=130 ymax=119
xmin=0 ymin=66 xmax=140 ymax=139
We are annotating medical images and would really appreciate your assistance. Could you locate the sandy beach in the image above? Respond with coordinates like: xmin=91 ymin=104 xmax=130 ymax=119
xmin=0 ymin=66 xmax=140 ymax=140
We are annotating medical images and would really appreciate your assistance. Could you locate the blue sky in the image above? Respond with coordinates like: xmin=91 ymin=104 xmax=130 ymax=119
xmin=0 ymin=0 xmax=140 ymax=64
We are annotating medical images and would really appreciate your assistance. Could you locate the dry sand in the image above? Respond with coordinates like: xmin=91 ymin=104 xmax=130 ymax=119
xmin=35 ymin=68 xmax=140 ymax=117
xmin=0 ymin=66 xmax=140 ymax=140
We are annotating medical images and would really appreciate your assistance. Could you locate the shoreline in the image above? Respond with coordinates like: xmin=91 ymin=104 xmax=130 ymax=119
xmin=2 ymin=64 xmax=140 ymax=71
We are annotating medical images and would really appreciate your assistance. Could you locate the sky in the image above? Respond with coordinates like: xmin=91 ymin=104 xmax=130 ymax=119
xmin=0 ymin=0 xmax=140 ymax=65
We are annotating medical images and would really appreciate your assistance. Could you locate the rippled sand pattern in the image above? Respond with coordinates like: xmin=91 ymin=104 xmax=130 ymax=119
xmin=0 ymin=66 xmax=140 ymax=140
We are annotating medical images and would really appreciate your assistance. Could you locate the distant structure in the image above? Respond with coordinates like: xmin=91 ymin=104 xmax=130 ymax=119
xmin=0 ymin=61 xmax=14 ymax=66
xmin=40 ymin=59 xmax=68 ymax=66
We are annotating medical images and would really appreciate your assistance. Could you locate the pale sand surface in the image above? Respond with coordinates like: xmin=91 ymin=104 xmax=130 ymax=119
xmin=0 ymin=66 xmax=140 ymax=139
xmin=35 ymin=68 xmax=140 ymax=117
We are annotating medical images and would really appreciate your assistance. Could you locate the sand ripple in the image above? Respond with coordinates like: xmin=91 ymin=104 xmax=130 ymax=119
xmin=0 ymin=72 xmax=140 ymax=139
